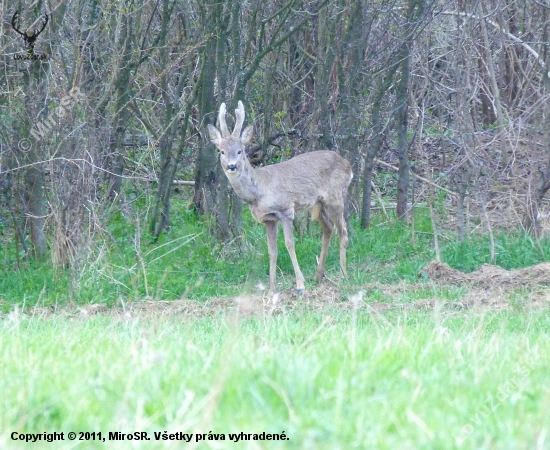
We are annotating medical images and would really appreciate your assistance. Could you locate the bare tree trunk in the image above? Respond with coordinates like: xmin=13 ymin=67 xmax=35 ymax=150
xmin=395 ymin=41 xmax=411 ymax=220
xmin=23 ymin=65 xmax=47 ymax=258
xmin=106 ymin=6 xmax=133 ymax=201
xmin=313 ymin=4 xmax=336 ymax=150
xmin=151 ymin=0 xmax=191 ymax=240
xmin=338 ymin=0 xmax=368 ymax=218
xmin=361 ymin=68 xmax=397 ymax=228
xmin=216 ymin=2 xmax=233 ymax=242
xmin=477 ymin=2 xmax=507 ymax=166
xmin=24 ymin=152 xmax=47 ymax=258
xmin=193 ymin=6 xmax=220 ymax=215
xmin=396 ymin=0 xmax=426 ymax=220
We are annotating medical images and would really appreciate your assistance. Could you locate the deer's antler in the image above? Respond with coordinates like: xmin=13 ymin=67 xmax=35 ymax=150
xmin=34 ymin=14 xmax=49 ymax=37
xmin=11 ymin=11 xmax=25 ymax=37
xmin=232 ymin=101 xmax=245 ymax=137
xmin=218 ymin=103 xmax=230 ymax=137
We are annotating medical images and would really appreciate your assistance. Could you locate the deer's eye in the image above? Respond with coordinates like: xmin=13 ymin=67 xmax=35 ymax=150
xmin=238 ymin=151 xmax=242 ymax=155
xmin=221 ymin=151 xmax=225 ymax=155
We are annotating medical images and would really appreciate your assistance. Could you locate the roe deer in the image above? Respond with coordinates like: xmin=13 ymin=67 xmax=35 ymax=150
xmin=207 ymin=101 xmax=352 ymax=294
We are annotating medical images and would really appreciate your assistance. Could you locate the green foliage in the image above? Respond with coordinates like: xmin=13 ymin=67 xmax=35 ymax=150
xmin=349 ymin=210 xmax=435 ymax=284
xmin=442 ymin=233 xmax=548 ymax=272
xmin=2 ymin=206 xmax=550 ymax=310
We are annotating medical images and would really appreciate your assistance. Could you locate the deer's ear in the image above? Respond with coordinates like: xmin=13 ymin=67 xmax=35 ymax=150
xmin=207 ymin=124 xmax=223 ymax=147
xmin=241 ymin=125 xmax=253 ymax=144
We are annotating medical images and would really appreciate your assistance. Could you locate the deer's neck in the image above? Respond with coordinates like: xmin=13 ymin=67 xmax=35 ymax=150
xmin=228 ymin=160 xmax=261 ymax=204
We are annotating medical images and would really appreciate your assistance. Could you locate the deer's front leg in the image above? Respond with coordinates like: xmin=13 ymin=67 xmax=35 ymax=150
xmin=265 ymin=221 xmax=278 ymax=294
xmin=281 ymin=219 xmax=305 ymax=294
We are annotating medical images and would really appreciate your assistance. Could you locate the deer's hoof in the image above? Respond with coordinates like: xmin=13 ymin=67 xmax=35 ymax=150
xmin=296 ymin=289 xmax=304 ymax=296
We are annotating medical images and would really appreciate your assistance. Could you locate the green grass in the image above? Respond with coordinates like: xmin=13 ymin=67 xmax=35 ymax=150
xmin=2 ymin=206 xmax=550 ymax=449
xmin=2 ymin=207 xmax=550 ymax=309
xmin=1 ymin=309 xmax=549 ymax=449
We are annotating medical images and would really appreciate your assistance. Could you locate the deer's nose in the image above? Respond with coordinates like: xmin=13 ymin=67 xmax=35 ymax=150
xmin=227 ymin=164 xmax=237 ymax=172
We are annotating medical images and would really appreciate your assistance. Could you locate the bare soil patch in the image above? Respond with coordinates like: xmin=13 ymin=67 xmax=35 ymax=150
xmin=420 ymin=260 xmax=550 ymax=310
xmin=421 ymin=260 xmax=550 ymax=288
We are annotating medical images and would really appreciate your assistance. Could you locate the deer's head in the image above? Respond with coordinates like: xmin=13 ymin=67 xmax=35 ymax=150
xmin=207 ymin=101 xmax=253 ymax=176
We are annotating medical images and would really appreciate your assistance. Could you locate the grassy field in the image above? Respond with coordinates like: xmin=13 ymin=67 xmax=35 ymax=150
xmin=1 ymin=209 xmax=550 ymax=449
xmin=1 ymin=307 xmax=549 ymax=449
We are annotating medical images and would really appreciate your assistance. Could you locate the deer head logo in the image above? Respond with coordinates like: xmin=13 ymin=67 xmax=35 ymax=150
xmin=11 ymin=11 xmax=49 ymax=56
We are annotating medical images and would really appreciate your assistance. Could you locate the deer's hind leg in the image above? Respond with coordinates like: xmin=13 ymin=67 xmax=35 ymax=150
xmin=312 ymin=203 xmax=334 ymax=282
xmin=325 ymin=204 xmax=348 ymax=279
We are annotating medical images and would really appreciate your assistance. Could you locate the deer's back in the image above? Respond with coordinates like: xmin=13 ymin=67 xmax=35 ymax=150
xmin=251 ymin=151 xmax=352 ymax=222
xmin=256 ymin=151 xmax=350 ymax=183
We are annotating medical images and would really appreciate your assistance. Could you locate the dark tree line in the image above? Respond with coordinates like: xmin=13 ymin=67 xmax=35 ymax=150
xmin=1 ymin=0 xmax=550 ymax=268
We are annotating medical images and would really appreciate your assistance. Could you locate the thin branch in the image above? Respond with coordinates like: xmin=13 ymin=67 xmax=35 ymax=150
xmin=441 ymin=10 xmax=548 ymax=74
xmin=373 ymin=158 xmax=458 ymax=197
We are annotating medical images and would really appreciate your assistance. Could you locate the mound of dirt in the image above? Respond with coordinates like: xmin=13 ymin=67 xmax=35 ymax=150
xmin=421 ymin=260 xmax=550 ymax=289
